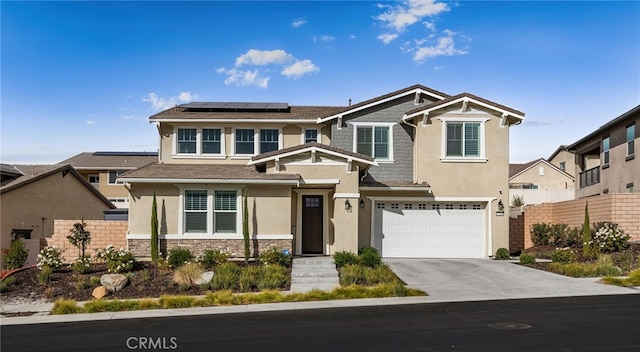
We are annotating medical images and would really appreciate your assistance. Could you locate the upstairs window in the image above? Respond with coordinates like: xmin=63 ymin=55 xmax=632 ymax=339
xmin=260 ymin=129 xmax=279 ymax=153
xmin=177 ymin=128 xmax=197 ymax=154
xmin=202 ymin=129 xmax=221 ymax=154
xmin=446 ymin=122 xmax=480 ymax=157
xmin=602 ymin=136 xmax=610 ymax=166
xmin=627 ymin=125 xmax=635 ymax=157
xmin=108 ymin=170 xmax=126 ymax=184
xmin=355 ymin=125 xmax=391 ymax=160
xmin=304 ymin=129 xmax=319 ymax=143
xmin=559 ymin=161 xmax=566 ymax=171
xmin=235 ymin=129 xmax=255 ymax=155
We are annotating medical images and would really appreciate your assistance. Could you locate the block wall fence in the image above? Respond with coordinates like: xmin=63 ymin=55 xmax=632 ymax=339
xmin=48 ymin=220 xmax=128 ymax=263
xmin=509 ymin=193 xmax=640 ymax=253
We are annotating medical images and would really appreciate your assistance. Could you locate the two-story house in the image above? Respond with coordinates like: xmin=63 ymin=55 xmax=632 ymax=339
xmin=568 ymin=104 xmax=639 ymax=198
xmin=508 ymin=158 xmax=575 ymax=205
xmin=120 ymin=85 xmax=524 ymax=259
xmin=59 ymin=151 xmax=158 ymax=208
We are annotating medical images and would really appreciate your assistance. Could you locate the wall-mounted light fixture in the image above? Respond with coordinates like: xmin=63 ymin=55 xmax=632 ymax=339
xmin=359 ymin=199 xmax=365 ymax=208
xmin=345 ymin=199 xmax=352 ymax=211
xmin=498 ymin=199 xmax=504 ymax=211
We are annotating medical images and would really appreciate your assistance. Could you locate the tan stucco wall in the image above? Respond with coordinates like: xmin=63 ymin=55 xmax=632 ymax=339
xmin=76 ymin=170 xmax=130 ymax=198
xmin=1 ymin=172 xmax=112 ymax=265
xmin=127 ymin=183 xmax=292 ymax=236
xmin=413 ymin=107 xmax=512 ymax=255
xmin=510 ymin=163 xmax=574 ymax=190
xmin=159 ymin=122 xmax=332 ymax=165
xmin=549 ymin=150 xmax=576 ymax=179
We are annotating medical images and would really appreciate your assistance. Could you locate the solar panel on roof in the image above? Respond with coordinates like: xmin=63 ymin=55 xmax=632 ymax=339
xmin=182 ymin=102 xmax=290 ymax=112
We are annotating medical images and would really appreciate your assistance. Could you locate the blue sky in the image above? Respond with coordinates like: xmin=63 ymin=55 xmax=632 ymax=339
xmin=2 ymin=1 xmax=639 ymax=164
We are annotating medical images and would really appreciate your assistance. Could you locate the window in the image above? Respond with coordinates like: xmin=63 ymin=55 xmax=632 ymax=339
xmin=88 ymin=174 xmax=99 ymax=185
xmin=559 ymin=161 xmax=566 ymax=171
xmin=418 ymin=203 xmax=427 ymax=210
xmin=304 ymin=129 xmax=318 ymax=143
xmin=404 ymin=203 xmax=413 ymax=210
xmin=235 ymin=129 xmax=255 ymax=155
xmin=184 ymin=190 xmax=207 ymax=233
xmin=177 ymin=128 xmax=197 ymax=154
xmin=627 ymin=183 xmax=634 ymax=193
xmin=445 ymin=204 xmax=454 ymax=210
xmin=260 ymin=129 xmax=279 ymax=153
xmin=356 ymin=126 xmax=390 ymax=159
xmin=390 ymin=203 xmax=399 ymax=209
xmin=432 ymin=204 xmax=440 ymax=210
xmin=602 ymin=136 xmax=610 ymax=166
xmin=376 ymin=203 xmax=385 ymax=209
xmin=108 ymin=170 xmax=126 ymax=184
xmin=627 ymin=125 xmax=635 ymax=157
xmin=472 ymin=204 xmax=482 ymax=210
xmin=446 ymin=122 xmax=480 ymax=157
xmin=459 ymin=204 xmax=467 ymax=210
xmin=214 ymin=191 xmax=237 ymax=233
xmin=202 ymin=129 xmax=221 ymax=154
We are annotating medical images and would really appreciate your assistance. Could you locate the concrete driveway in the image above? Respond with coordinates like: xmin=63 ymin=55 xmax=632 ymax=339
xmin=385 ymin=258 xmax=639 ymax=302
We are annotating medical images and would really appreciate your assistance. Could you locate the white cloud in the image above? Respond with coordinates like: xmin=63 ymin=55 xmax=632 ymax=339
xmin=143 ymin=91 xmax=199 ymax=111
xmin=281 ymin=60 xmax=319 ymax=79
xmin=349 ymin=34 xmax=357 ymax=40
xmin=314 ymin=35 xmax=335 ymax=43
xmin=216 ymin=67 xmax=269 ymax=88
xmin=235 ymin=49 xmax=293 ymax=67
xmin=424 ymin=21 xmax=436 ymax=31
xmin=378 ymin=33 xmax=399 ymax=44
xmin=85 ymin=120 xmax=95 ymax=126
xmin=292 ymin=18 xmax=307 ymax=28
xmin=375 ymin=0 xmax=449 ymax=33
xmin=121 ymin=115 xmax=135 ymax=120
xmin=218 ymin=49 xmax=319 ymax=87
xmin=413 ymin=35 xmax=467 ymax=62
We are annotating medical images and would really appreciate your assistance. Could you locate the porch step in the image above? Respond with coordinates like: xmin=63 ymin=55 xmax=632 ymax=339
xmin=289 ymin=257 xmax=340 ymax=293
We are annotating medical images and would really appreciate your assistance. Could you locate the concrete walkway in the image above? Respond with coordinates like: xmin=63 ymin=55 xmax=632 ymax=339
xmin=385 ymin=258 xmax=639 ymax=302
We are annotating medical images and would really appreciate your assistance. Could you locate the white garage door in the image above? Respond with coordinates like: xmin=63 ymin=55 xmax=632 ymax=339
xmin=374 ymin=202 xmax=486 ymax=258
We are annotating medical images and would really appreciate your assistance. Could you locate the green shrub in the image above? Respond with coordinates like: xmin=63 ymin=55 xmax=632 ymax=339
xmin=159 ymin=295 xmax=196 ymax=309
xmin=358 ymin=246 xmax=382 ymax=267
xmin=209 ymin=262 xmax=240 ymax=290
xmin=258 ymin=247 xmax=292 ymax=267
xmin=70 ymin=256 xmax=92 ymax=274
xmin=84 ymin=299 xmax=141 ymax=313
xmin=588 ymin=223 xmax=630 ymax=253
xmin=37 ymin=247 xmax=64 ymax=271
xmin=173 ymin=262 xmax=204 ymax=287
xmin=38 ymin=266 xmax=54 ymax=284
xmin=548 ymin=255 xmax=622 ymax=277
xmin=238 ymin=266 xmax=261 ymax=292
xmin=3 ymin=240 xmax=29 ymax=270
xmin=0 ymin=276 xmax=16 ymax=293
xmin=511 ymin=194 xmax=525 ymax=207
xmin=550 ymin=248 xmax=576 ymax=263
xmin=519 ymin=253 xmax=536 ymax=265
xmin=333 ymin=251 xmax=359 ymax=267
xmin=530 ymin=223 xmax=551 ymax=246
xmin=197 ymin=249 xmax=230 ymax=268
xmin=363 ymin=264 xmax=400 ymax=285
xmin=95 ymin=245 xmax=136 ymax=273
xmin=166 ymin=247 xmax=194 ymax=267
xmin=495 ymin=248 xmax=510 ymax=260
xmin=256 ymin=265 xmax=289 ymax=290
xmin=339 ymin=264 xmax=366 ymax=286
xmin=51 ymin=299 xmax=84 ymax=314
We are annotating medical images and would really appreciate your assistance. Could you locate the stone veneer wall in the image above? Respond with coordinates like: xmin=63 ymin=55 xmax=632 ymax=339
xmin=128 ymin=238 xmax=292 ymax=259
xmin=48 ymin=220 xmax=128 ymax=263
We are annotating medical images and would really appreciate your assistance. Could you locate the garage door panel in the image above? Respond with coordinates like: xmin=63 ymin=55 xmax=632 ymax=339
xmin=377 ymin=202 xmax=485 ymax=259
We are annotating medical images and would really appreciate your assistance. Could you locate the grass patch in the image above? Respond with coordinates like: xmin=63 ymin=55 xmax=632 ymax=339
xmin=548 ymin=255 xmax=622 ymax=277
xmin=51 ymin=284 xmax=427 ymax=315
xmin=602 ymin=269 xmax=640 ymax=287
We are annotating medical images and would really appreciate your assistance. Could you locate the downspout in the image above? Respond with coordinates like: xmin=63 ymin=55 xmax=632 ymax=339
xmin=401 ymin=118 xmax=419 ymax=183
xmin=155 ymin=122 xmax=162 ymax=163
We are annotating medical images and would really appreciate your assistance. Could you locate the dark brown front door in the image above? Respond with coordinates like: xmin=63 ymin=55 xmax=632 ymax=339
xmin=302 ymin=195 xmax=323 ymax=254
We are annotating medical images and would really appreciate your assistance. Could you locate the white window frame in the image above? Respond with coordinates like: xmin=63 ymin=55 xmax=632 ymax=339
xmin=231 ymin=127 xmax=283 ymax=158
xmin=302 ymin=128 xmax=321 ymax=144
xmin=88 ymin=174 xmax=100 ymax=185
xmin=178 ymin=186 xmax=242 ymax=236
xmin=108 ymin=170 xmax=126 ymax=185
xmin=173 ymin=127 xmax=226 ymax=158
xmin=438 ymin=117 xmax=489 ymax=162
xmin=182 ymin=189 xmax=208 ymax=234
xmin=259 ymin=128 xmax=280 ymax=154
xmin=350 ymin=122 xmax=395 ymax=162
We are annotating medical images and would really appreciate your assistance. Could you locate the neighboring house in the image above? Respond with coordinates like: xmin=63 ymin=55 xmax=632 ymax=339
xmin=120 ymin=84 xmax=524 ymax=259
xmin=567 ymin=105 xmax=639 ymax=198
xmin=548 ymin=145 xmax=576 ymax=177
xmin=0 ymin=164 xmax=115 ymax=267
xmin=509 ymin=158 xmax=575 ymax=205
xmin=59 ymin=151 xmax=158 ymax=208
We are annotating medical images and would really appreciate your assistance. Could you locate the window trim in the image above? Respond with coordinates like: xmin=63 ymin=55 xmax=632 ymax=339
xmin=178 ymin=186 xmax=242 ymax=235
xmin=231 ymin=127 xmax=283 ymax=158
xmin=438 ymin=117 xmax=489 ymax=162
xmin=108 ymin=170 xmax=126 ymax=185
xmin=88 ymin=174 xmax=100 ymax=185
xmin=173 ymin=127 xmax=226 ymax=158
xmin=302 ymin=128 xmax=321 ymax=144
xmin=350 ymin=122 xmax=395 ymax=162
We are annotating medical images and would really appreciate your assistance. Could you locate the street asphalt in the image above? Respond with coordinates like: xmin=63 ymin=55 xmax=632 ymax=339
xmin=1 ymin=258 xmax=638 ymax=326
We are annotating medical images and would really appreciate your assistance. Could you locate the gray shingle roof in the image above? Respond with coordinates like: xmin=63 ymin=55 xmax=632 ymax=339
xmin=119 ymin=163 xmax=300 ymax=181
xmin=59 ymin=152 xmax=158 ymax=169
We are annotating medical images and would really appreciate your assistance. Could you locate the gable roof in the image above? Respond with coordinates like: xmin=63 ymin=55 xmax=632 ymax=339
xmin=403 ymin=92 xmax=525 ymax=124
xmin=149 ymin=105 xmax=346 ymax=123
xmin=567 ymin=104 xmax=640 ymax=151
xmin=59 ymin=151 xmax=158 ymax=170
xmin=547 ymin=145 xmax=570 ymax=161
xmin=118 ymin=163 xmax=300 ymax=185
xmin=316 ymin=84 xmax=450 ymax=123
xmin=0 ymin=164 xmax=116 ymax=208
xmin=248 ymin=142 xmax=377 ymax=167
xmin=509 ymin=158 xmax=574 ymax=180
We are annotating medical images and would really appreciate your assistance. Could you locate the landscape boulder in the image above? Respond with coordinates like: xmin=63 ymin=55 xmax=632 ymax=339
xmin=100 ymin=274 xmax=128 ymax=292
xmin=195 ymin=271 xmax=214 ymax=285
xmin=92 ymin=286 xmax=108 ymax=299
